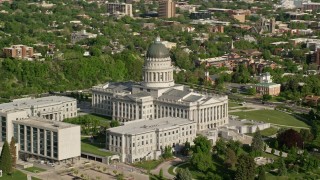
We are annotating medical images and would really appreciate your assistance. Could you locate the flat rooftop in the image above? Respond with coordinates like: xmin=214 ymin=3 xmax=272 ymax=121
xmin=13 ymin=117 xmax=79 ymax=130
xmin=0 ymin=96 xmax=76 ymax=112
xmin=107 ymin=117 xmax=196 ymax=135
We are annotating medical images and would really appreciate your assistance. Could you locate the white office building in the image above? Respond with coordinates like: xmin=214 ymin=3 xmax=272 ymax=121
xmin=13 ymin=117 xmax=80 ymax=162
xmin=92 ymin=37 xmax=228 ymax=132
xmin=106 ymin=117 xmax=196 ymax=163
xmin=0 ymin=96 xmax=80 ymax=162
xmin=106 ymin=2 xmax=133 ymax=17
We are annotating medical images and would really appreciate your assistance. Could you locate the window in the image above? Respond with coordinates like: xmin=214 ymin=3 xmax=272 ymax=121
xmin=27 ymin=126 xmax=31 ymax=152
xmin=53 ymin=132 xmax=58 ymax=158
xmin=40 ymin=129 xmax=44 ymax=155
xmin=20 ymin=125 xmax=25 ymax=151
xmin=13 ymin=124 xmax=18 ymax=142
xmin=1 ymin=116 xmax=7 ymax=141
xmin=46 ymin=130 xmax=51 ymax=157
xmin=33 ymin=127 xmax=38 ymax=154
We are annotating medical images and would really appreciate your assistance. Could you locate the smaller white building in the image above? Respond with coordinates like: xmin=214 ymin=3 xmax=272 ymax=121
xmin=228 ymin=118 xmax=270 ymax=134
xmin=13 ymin=117 xmax=81 ymax=162
xmin=106 ymin=117 xmax=197 ymax=163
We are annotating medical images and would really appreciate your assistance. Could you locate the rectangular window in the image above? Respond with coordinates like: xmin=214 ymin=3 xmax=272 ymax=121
xmin=53 ymin=132 xmax=58 ymax=158
xmin=46 ymin=130 xmax=51 ymax=157
xmin=33 ymin=127 xmax=38 ymax=154
xmin=40 ymin=129 xmax=45 ymax=155
xmin=20 ymin=125 xmax=25 ymax=151
xmin=27 ymin=126 xmax=31 ymax=152
xmin=1 ymin=116 xmax=6 ymax=141
xmin=13 ymin=124 xmax=18 ymax=142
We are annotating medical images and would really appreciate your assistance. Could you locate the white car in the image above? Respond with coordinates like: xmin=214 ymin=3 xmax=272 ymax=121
xmin=47 ymin=162 xmax=55 ymax=167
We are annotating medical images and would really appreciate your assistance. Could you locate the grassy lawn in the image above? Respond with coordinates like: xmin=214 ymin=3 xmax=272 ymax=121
xmin=228 ymin=101 xmax=240 ymax=108
xmin=81 ymin=137 xmax=113 ymax=157
xmin=261 ymin=152 xmax=279 ymax=160
xmin=230 ymin=107 xmax=255 ymax=111
xmin=1 ymin=170 xmax=40 ymax=180
xmin=265 ymin=170 xmax=320 ymax=180
xmin=260 ymin=127 xmax=279 ymax=137
xmin=230 ymin=110 xmax=309 ymax=128
xmin=24 ymin=167 xmax=46 ymax=173
xmin=133 ymin=160 xmax=163 ymax=170
xmin=168 ymin=165 xmax=175 ymax=175
xmin=86 ymin=114 xmax=112 ymax=121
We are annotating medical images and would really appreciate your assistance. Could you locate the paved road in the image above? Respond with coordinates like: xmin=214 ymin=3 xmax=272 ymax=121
xmin=151 ymin=158 xmax=184 ymax=180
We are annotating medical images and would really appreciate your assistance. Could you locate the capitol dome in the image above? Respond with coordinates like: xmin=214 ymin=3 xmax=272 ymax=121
xmin=146 ymin=37 xmax=170 ymax=59
xmin=142 ymin=37 xmax=174 ymax=88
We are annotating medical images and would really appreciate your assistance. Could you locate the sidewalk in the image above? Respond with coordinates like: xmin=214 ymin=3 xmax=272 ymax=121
xmin=151 ymin=157 xmax=184 ymax=180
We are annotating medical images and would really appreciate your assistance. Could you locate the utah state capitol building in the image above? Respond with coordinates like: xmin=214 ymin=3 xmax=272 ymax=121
xmin=92 ymin=37 xmax=228 ymax=132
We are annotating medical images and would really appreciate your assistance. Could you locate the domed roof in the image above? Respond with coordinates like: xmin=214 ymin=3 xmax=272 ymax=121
xmin=146 ymin=37 xmax=170 ymax=59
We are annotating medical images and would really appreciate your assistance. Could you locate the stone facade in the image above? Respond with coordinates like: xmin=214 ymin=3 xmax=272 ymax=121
xmin=106 ymin=117 xmax=196 ymax=163
xmin=0 ymin=96 xmax=80 ymax=162
xmin=13 ymin=118 xmax=80 ymax=162
xmin=0 ymin=96 xmax=77 ymax=142
xmin=92 ymin=38 xmax=228 ymax=132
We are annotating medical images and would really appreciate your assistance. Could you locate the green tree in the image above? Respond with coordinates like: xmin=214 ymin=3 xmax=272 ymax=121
xmin=299 ymin=129 xmax=314 ymax=142
xmin=190 ymin=151 xmax=213 ymax=172
xmin=0 ymin=141 xmax=12 ymax=174
xmin=224 ymin=148 xmax=237 ymax=168
xmin=278 ymin=158 xmax=287 ymax=176
xmin=190 ymin=135 xmax=214 ymax=172
xmin=175 ymin=168 xmax=192 ymax=180
xmin=214 ymin=139 xmax=227 ymax=155
xmin=159 ymin=168 xmax=164 ymax=180
xmin=258 ymin=167 xmax=266 ymax=180
xmin=9 ymin=137 xmax=16 ymax=168
xmin=251 ymin=128 xmax=264 ymax=154
xmin=262 ymin=94 xmax=272 ymax=101
xmin=192 ymin=135 xmax=212 ymax=153
xmin=262 ymin=50 xmax=271 ymax=60
xmin=235 ymin=154 xmax=255 ymax=180
xmin=205 ymin=172 xmax=222 ymax=180
xmin=162 ymin=146 xmax=173 ymax=159
xmin=110 ymin=120 xmax=120 ymax=127
xmin=247 ymin=87 xmax=256 ymax=95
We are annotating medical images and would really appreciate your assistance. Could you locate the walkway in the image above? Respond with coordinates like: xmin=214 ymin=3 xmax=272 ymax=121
xmin=270 ymin=123 xmax=309 ymax=129
xmin=229 ymin=102 xmax=274 ymax=113
xmin=151 ymin=157 xmax=184 ymax=180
